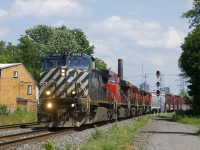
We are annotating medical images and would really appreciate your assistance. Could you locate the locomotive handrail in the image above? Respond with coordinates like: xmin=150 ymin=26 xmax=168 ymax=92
xmin=121 ymin=91 xmax=128 ymax=102
xmin=106 ymin=89 xmax=116 ymax=101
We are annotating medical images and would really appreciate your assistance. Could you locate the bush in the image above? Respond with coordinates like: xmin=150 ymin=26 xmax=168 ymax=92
xmin=14 ymin=107 xmax=28 ymax=116
xmin=0 ymin=104 xmax=9 ymax=115
xmin=41 ymin=140 xmax=56 ymax=150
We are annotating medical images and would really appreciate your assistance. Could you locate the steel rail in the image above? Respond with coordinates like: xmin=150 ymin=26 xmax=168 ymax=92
xmin=0 ymin=128 xmax=75 ymax=149
xmin=0 ymin=128 xmax=48 ymax=141
xmin=0 ymin=122 xmax=39 ymax=130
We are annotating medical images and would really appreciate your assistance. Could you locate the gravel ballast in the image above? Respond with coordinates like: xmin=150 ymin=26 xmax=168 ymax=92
xmin=5 ymin=118 xmax=137 ymax=150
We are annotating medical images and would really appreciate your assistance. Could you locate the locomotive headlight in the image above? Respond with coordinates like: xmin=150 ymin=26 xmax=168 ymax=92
xmin=60 ymin=68 xmax=66 ymax=77
xmin=47 ymin=103 xmax=52 ymax=108
xmin=46 ymin=90 xmax=51 ymax=96
xmin=70 ymin=90 xmax=77 ymax=98
xmin=72 ymin=90 xmax=76 ymax=95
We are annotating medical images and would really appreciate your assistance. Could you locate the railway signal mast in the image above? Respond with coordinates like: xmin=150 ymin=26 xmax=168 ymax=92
xmin=156 ymin=70 xmax=161 ymax=113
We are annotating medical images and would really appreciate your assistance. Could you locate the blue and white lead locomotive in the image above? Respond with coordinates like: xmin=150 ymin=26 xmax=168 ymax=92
xmin=37 ymin=52 xmax=115 ymax=127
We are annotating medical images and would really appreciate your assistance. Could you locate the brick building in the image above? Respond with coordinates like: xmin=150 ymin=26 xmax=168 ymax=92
xmin=0 ymin=63 xmax=37 ymax=112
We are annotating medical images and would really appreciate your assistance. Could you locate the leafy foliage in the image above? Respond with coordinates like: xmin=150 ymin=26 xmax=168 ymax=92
xmin=178 ymin=26 xmax=200 ymax=115
xmin=41 ymin=140 xmax=56 ymax=150
xmin=95 ymin=58 xmax=108 ymax=70
xmin=182 ymin=0 xmax=200 ymax=28
xmin=0 ymin=104 xmax=9 ymax=115
xmin=0 ymin=41 xmax=19 ymax=63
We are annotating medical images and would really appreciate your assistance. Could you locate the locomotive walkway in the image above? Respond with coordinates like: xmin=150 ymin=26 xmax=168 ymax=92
xmin=134 ymin=115 xmax=200 ymax=150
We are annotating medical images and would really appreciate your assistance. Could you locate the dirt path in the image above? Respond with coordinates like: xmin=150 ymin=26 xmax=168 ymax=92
xmin=133 ymin=116 xmax=200 ymax=150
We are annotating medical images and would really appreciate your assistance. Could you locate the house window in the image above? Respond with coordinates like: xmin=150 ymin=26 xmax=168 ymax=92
xmin=14 ymin=71 xmax=18 ymax=78
xmin=27 ymin=85 xmax=32 ymax=95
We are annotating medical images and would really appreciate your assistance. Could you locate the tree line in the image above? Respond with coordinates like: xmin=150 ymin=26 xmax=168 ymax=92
xmin=179 ymin=0 xmax=200 ymax=115
xmin=0 ymin=25 xmax=108 ymax=81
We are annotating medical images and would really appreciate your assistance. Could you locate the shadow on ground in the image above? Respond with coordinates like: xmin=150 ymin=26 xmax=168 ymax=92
xmin=142 ymin=130 xmax=197 ymax=136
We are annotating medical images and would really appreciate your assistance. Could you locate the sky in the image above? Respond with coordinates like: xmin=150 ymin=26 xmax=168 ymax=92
xmin=0 ymin=0 xmax=193 ymax=95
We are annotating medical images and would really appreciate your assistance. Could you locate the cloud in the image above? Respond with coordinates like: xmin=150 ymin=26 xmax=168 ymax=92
xmin=0 ymin=9 xmax=7 ymax=19
xmin=84 ymin=15 xmax=185 ymax=90
xmin=137 ymin=27 xmax=184 ymax=49
xmin=90 ymin=16 xmax=185 ymax=49
xmin=0 ymin=27 xmax=9 ymax=37
xmin=0 ymin=0 xmax=89 ymax=19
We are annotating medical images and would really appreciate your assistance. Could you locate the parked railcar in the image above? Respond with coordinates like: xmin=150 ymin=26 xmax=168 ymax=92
xmin=173 ymin=95 xmax=183 ymax=111
xmin=165 ymin=93 xmax=174 ymax=112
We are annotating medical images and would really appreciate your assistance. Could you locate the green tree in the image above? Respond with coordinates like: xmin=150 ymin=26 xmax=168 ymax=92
xmin=0 ymin=41 xmax=19 ymax=63
xmin=179 ymin=26 xmax=200 ymax=115
xmin=70 ymin=28 xmax=94 ymax=55
xmin=17 ymin=36 xmax=41 ymax=81
xmin=182 ymin=0 xmax=200 ymax=28
xmin=17 ymin=25 xmax=97 ymax=81
xmin=95 ymin=58 xmax=108 ymax=70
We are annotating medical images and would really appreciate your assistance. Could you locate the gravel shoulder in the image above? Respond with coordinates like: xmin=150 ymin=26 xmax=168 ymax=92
xmin=133 ymin=115 xmax=200 ymax=150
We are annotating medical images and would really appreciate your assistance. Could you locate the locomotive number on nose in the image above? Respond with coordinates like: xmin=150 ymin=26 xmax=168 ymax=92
xmin=71 ymin=53 xmax=82 ymax=57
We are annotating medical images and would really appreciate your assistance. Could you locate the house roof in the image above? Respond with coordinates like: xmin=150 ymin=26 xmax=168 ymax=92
xmin=0 ymin=63 xmax=22 ymax=69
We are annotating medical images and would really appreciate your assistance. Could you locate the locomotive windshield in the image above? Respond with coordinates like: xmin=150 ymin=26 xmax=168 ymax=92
xmin=42 ymin=52 xmax=92 ymax=72
xmin=68 ymin=59 xmax=89 ymax=69
xmin=67 ymin=52 xmax=91 ymax=70
xmin=45 ymin=59 xmax=65 ymax=70
xmin=42 ymin=53 xmax=66 ymax=71
xmin=108 ymin=76 xmax=116 ymax=83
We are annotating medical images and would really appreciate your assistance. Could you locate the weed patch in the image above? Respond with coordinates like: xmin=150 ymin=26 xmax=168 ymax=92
xmin=0 ymin=107 xmax=37 ymax=125
xmin=172 ymin=111 xmax=200 ymax=137
xmin=0 ymin=104 xmax=9 ymax=115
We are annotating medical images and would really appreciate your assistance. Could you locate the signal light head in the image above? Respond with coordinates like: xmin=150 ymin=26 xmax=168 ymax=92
xmin=156 ymin=71 xmax=160 ymax=77
xmin=156 ymin=82 xmax=160 ymax=87
xmin=156 ymin=90 xmax=160 ymax=97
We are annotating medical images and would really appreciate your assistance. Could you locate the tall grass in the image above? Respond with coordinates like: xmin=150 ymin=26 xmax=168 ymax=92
xmin=0 ymin=106 xmax=37 ymax=125
xmin=41 ymin=115 xmax=156 ymax=150
xmin=172 ymin=111 xmax=200 ymax=136
xmin=0 ymin=104 xmax=9 ymax=115
xmin=81 ymin=115 xmax=156 ymax=150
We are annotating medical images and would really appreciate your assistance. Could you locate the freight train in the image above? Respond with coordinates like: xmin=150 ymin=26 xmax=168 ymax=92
xmin=37 ymin=52 xmax=183 ymax=127
xmin=151 ymin=93 xmax=183 ymax=113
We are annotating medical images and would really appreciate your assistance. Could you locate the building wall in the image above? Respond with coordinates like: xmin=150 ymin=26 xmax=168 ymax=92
xmin=0 ymin=64 xmax=36 ymax=111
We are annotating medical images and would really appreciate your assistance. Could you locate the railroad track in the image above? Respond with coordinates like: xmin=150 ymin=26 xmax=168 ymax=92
xmin=0 ymin=128 xmax=75 ymax=149
xmin=0 ymin=122 xmax=39 ymax=131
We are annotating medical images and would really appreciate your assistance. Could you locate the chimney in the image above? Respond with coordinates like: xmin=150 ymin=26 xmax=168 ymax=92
xmin=118 ymin=59 xmax=123 ymax=81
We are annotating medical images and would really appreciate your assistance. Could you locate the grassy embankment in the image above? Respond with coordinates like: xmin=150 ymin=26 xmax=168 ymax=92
xmin=0 ymin=104 xmax=37 ymax=125
xmin=42 ymin=115 xmax=156 ymax=150
xmin=172 ymin=110 xmax=200 ymax=136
